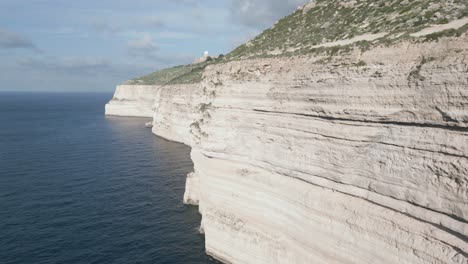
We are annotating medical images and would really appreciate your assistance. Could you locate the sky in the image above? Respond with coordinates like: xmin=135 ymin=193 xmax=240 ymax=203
xmin=0 ymin=0 xmax=308 ymax=92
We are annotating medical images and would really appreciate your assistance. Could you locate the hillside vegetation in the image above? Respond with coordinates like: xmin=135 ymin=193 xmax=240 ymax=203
xmin=125 ymin=60 xmax=212 ymax=85
xmin=227 ymin=0 xmax=468 ymax=59
xmin=127 ymin=0 xmax=468 ymax=85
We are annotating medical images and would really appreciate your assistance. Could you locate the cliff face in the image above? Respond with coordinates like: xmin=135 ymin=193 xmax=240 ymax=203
xmin=185 ymin=37 xmax=468 ymax=263
xmin=105 ymin=85 xmax=158 ymax=117
xmin=152 ymin=83 xmax=201 ymax=145
xmin=105 ymin=83 xmax=201 ymax=145
xmin=105 ymin=0 xmax=468 ymax=262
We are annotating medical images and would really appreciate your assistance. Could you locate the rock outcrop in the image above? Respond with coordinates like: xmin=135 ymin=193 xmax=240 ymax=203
xmin=105 ymin=85 xmax=158 ymax=117
xmin=105 ymin=0 xmax=468 ymax=263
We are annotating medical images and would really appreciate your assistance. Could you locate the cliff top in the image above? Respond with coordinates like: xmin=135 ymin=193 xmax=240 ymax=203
xmin=127 ymin=0 xmax=468 ymax=85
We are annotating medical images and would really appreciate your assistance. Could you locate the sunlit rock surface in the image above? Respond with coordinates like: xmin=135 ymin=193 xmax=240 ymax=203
xmin=184 ymin=37 xmax=468 ymax=264
xmin=105 ymin=85 xmax=158 ymax=117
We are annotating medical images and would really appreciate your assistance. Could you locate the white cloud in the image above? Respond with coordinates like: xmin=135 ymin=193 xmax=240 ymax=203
xmin=90 ymin=17 xmax=166 ymax=35
xmin=0 ymin=28 xmax=38 ymax=51
xmin=17 ymin=56 xmax=115 ymax=76
xmin=126 ymin=35 xmax=159 ymax=58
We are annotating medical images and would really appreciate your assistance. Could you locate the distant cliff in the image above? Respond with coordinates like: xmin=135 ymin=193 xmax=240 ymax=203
xmin=106 ymin=0 xmax=468 ymax=263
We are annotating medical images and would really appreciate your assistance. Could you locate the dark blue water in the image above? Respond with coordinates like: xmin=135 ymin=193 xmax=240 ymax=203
xmin=0 ymin=92 xmax=216 ymax=264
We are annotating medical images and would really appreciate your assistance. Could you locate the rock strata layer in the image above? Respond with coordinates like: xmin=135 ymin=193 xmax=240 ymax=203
xmin=152 ymin=83 xmax=202 ymax=145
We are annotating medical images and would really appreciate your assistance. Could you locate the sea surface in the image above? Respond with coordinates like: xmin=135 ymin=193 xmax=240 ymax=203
xmin=0 ymin=92 xmax=217 ymax=264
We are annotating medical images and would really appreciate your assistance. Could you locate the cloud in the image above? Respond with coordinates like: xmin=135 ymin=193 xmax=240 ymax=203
xmin=142 ymin=17 xmax=165 ymax=28
xmin=17 ymin=56 xmax=116 ymax=76
xmin=0 ymin=28 xmax=38 ymax=51
xmin=124 ymin=34 xmax=194 ymax=65
xmin=4 ymin=55 xmax=158 ymax=91
xmin=172 ymin=0 xmax=198 ymax=7
xmin=229 ymin=0 xmax=308 ymax=29
xmin=90 ymin=20 xmax=122 ymax=34
xmin=90 ymin=17 xmax=165 ymax=35
xmin=126 ymin=35 xmax=159 ymax=58
xmin=7 ymin=52 xmax=194 ymax=91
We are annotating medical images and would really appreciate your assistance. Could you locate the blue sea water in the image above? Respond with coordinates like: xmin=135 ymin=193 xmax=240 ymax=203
xmin=0 ymin=92 xmax=217 ymax=264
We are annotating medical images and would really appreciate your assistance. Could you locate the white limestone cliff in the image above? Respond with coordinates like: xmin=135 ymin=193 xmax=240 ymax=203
xmin=182 ymin=37 xmax=468 ymax=263
xmin=105 ymin=35 xmax=468 ymax=263
xmin=105 ymin=83 xmax=201 ymax=144
xmin=151 ymin=83 xmax=202 ymax=145
xmin=105 ymin=32 xmax=468 ymax=264
xmin=105 ymin=85 xmax=158 ymax=117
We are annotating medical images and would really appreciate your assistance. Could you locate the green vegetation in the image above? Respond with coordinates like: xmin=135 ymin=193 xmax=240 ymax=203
xmin=126 ymin=60 xmax=211 ymax=85
xmin=355 ymin=60 xmax=367 ymax=67
xmin=422 ymin=23 xmax=468 ymax=42
xmin=128 ymin=0 xmax=467 ymax=85
xmin=226 ymin=0 xmax=468 ymax=60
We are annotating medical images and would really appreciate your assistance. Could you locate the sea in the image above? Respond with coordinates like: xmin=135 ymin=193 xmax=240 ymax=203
xmin=0 ymin=92 xmax=218 ymax=264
